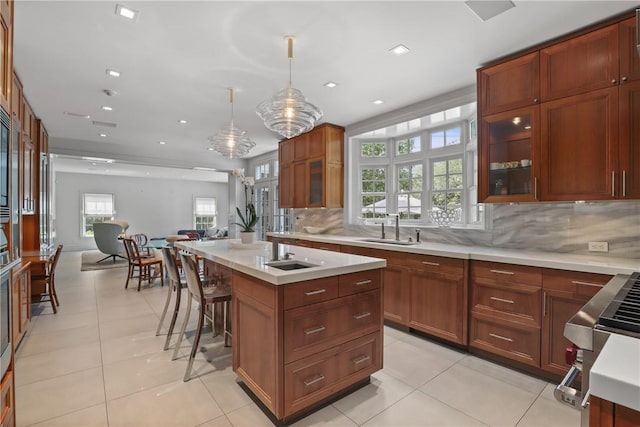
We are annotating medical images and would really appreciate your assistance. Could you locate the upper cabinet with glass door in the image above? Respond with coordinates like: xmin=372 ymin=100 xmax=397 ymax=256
xmin=479 ymin=107 xmax=539 ymax=202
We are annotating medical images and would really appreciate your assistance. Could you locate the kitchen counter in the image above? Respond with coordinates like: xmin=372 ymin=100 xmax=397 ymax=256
xmin=591 ymin=334 xmax=640 ymax=411
xmin=268 ymin=232 xmax=640 ymax=276
xmin=175 ymin=239 xmax=386 ymax=285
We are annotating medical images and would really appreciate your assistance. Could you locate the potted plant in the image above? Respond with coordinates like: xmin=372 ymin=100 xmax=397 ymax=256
xmin=232 ymin=169 xmax=259 ymax=243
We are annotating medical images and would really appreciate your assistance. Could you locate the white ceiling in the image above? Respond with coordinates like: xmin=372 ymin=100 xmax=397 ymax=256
xmin=13 ymin=1 xmax=639 ymax=179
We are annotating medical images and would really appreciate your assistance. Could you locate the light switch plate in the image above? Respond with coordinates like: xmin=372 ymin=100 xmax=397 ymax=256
xmin=588 ymin=241 xmax=609 ymax=252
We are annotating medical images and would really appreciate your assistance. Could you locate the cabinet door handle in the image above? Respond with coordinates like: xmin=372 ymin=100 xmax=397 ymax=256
xmin=490 ymin=296 xmax=514 ymax=304
xmin=612 ymin=171 xmax=615 ymax=197
xmin=571 ymin=280 xmax=603 ymax=288
xmin=533 ymin=98 xmax=538 ymax=103
xmin=421 ymin=261 xmax=440 ymax=266
xmin=318 ymin=247 xmax=331 ymax=250
xmin=490 ymin=269 xmax=515 ymax=275
xmin=622 ymin=76 xmax=628 ymax=82
xmin=543 ymin=291 xmax=547 ymax=317
xmin=304 ymin=289 xmax=326 ymax=296
xmin=623 ymin=170 xmax=627 ymax=197
xmin=352 ymin=355 xmax=371 ymax=365
xmin=303 ymin=374 xmax=325 ymax=387
xmin=534 ymin=177 xmax=538 ymax=200
xmin=304 ymin=326 xmax=326 ymax=335
xmin=489 ymin=333 xmax=513 ymax=342
xmin=354 ymin=279 xmax=372 ymax=286
xmin=611 ymin=79 xmax=617 ymax=84
xmin=353 ymin=312 xmax=371 ymax=320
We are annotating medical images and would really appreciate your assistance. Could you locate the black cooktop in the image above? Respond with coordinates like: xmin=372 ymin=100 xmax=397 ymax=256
xmin=599 ymin=272 xmax=640 ymax=334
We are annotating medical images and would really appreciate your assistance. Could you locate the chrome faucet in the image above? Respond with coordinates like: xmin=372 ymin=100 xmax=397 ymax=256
xmin=388 ymin=213 xmax=400 ymax=241
xmin=375 ymin=222 xmax=386 ymax=239
xmin=271 ymin=237 xmax=280 ymax=261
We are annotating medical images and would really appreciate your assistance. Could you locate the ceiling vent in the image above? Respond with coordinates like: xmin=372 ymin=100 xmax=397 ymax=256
xmin=92 ymin=120 xmax=117 ymax=128
xmin=465 ymin=1 xmax=515 ymax=21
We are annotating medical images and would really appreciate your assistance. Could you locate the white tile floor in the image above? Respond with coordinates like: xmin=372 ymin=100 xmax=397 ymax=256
xmin=15 ymin=251 xmax=581 ymax=427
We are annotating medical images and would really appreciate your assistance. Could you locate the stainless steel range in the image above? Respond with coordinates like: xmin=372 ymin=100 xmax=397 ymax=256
xmin=556 ymin=272 xmax=640 ymax=426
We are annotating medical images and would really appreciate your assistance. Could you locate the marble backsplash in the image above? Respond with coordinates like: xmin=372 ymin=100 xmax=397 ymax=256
xmin=292 ymin=201 xmax=640 ymax=260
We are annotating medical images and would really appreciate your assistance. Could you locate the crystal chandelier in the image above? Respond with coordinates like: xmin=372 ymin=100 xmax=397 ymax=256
xmin=256 ymin=36 xmax=322 ymax=139
xmin=209 ymin=88 xmax=256 ymax=159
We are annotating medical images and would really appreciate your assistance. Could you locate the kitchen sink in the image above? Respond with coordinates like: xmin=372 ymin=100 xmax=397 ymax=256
xmin=265 ymin=260 xmax=319 ymax=271
xmin=358 ymin=238 xmax=418 ymax=246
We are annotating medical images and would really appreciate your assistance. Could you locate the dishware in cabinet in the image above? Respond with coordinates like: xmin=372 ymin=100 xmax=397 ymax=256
xmin=479 ymin=106 xmax=539 ymax=202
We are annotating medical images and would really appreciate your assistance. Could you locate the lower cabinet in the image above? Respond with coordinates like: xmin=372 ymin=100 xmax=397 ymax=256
xmin=591 ymin=395 xmax=640 ymax=427
xmin=0 ymin=368 xmax=14 ymax=427
xmin=409 ymin=256 xmax=467 ymax=345
xmin=232 ymin=268 xmax=383 ymax=421
xmin=11 ymin=262 xmax=31 ymax=347
xmin=541 ymin=269 xmax=609 ymax=376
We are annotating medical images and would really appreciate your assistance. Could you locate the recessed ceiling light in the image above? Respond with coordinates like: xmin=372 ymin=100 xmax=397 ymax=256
xmin=178 ymin=119 xmax=188 ymax=124
xmin=82 ymin=156 xmax=114 ymax=163
xmin=324 ymin=81 xmax=338 ymax=88
xmin=98 ymin=133 xmax=107 ymax=137
xmin=373 ymin=100 xmax=384 ymax=105
xmin=106 ymin=69 xmax=121 ymax=78
xmin=389 ymin=44 xmax=410 ymax=56
xmin=101 ymin=106 xmax=113 ymax=111
xmin=207 ymin=147 xmax=214 ymax=151
xmin=158 ymin=141 xmax=166 ymax=145
xmin=115 ymin=4 xmax=138 ymax=20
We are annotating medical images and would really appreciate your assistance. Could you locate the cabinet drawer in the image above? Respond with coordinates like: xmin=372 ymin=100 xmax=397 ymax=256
xmin=284 ymin=290 xmax=380 ymax=363
xmin=470 ymin=312 xmax=541 ymax=367
xmin=338 ymin=270 xmax=381 ymax=296
xmin=311 ymin=242 xmax=341 ymax=252
xmin=472 ymin=279 xmax=542 ymax=326
xmin=1 ymin=369 xmax=13 ymax=426
xmin=404 ymin=254 xmax=464 ymax=275
xmin=283 ymin=277 xmax=339 ymax=310
xmin=284 ymin=333 xmax=380 ymax=417
xmin=543 ymin=269 xmax=610 ymax=298
xmin=341 ymin=245 xmax=374 ymax=256
xmin=472 ymin=261 xmax=542 ymax=286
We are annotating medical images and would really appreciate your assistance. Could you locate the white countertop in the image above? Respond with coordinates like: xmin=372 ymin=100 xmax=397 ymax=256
xmin=591 ymin=334 xmax=640 ymax=411
xmin=175 ymin=239 xmax=386 ymax=285
xmin=269 ymin=232 xmax=640 ymax=276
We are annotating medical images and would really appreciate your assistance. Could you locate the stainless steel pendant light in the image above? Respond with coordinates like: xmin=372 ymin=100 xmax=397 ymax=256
xmin=256 ymin=36 xmax=322 ymax=139
xmin=209 ymin=88 xmax=255 ymax=159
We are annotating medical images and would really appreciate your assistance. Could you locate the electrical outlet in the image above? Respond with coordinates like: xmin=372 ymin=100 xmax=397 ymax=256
xmin=588 ymin=241 xmax=609 ymax=252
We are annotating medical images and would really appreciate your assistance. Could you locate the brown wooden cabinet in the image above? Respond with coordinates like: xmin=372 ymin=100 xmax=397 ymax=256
xmin=10 ymin=261 xmax=31 ymax=347
xmin=541 ymin=269 xmax=609 ymax=376
xmin=0 ymin=0 xmax=11 ymax=114
xmin=478 ymin=51 xmax=540 ymax=116
xmin=478 ymin=106 xmax=540 ymax=202
xmin=619 ymin=80 xmax=640 ymax=199
xmin=591 ymin=395 xmax=640 ymax=427
xmin=408 ymin=255 xmax=467 ymax=345
xmin=278 ymin=123 xmax=344 ymax=209
xmin=470 ymin=261 xmax=542 ymax=367
xmin=20 ymin=135 xmax=35 ymax=214
xmin=478 ymin=10 xmax=640 ymax=203
xmin=540 ymin=25 xmax=620 ymax=102
xmin=540 ymin=86 xmax=619 ymax=201
xmin=0 ymin=368 xmax=14 ymax=427
xmin=233 ymin=267 xmax=383 ymax=421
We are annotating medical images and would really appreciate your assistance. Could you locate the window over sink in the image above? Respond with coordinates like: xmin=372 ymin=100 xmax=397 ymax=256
xmin=348 ymin=92 xmax=485 ymax=229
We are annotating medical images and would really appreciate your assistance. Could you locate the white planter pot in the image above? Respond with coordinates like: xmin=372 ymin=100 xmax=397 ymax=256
xmin=240 ymin=231 xmax=256 ymax=244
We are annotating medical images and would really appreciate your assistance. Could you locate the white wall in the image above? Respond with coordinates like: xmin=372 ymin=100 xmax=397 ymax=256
xmin=55 ymin=172 xmax=229 ymax=251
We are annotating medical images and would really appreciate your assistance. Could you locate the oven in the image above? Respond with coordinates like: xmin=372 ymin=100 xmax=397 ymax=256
xmin=556 ymin=272 xmax=638 ymax=427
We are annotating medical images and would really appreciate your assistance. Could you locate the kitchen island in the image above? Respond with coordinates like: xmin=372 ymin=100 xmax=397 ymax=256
xmin=175 ymin=239 xmax=386 ymax=422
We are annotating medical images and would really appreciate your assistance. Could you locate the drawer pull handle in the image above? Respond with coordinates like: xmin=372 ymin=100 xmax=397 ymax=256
xmin=303 ymin=374 xmax=325 ymax=387
xmin=352 ymin=355 xmax=371 ymax=365
xmin=353 ymin=312 xmax=371 ymax=320
xmin=489 ymin=333 xmax=513 ymax=342
xmin=490 ymin=296 xmax=514 ymax=304
xmin=571 ymin=281 xmax=603 ymax=288
xmin=304 ymin=326 xmax=326 ymax=335
xmin=304 ymin=289 xmax=327 ymax=296
xmin=354 ymin=279 xmax=372 ymax=286
xmin=421 ymin=261 xmax=440 ymax=266
xmin=490 ymin=269 xmax=515 ymax=275
xmin=318 ymin=247 xmax=331 ymax=250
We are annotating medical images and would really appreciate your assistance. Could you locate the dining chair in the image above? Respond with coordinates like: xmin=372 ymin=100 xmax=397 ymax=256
xmin=132 ymin=233 xmax=153 ymax=257
xmin=173 ymin=252 xmax=231 ymax=381
xmin=31 ymin=244 xmax=63 ymax=313
xmin=123 ymin=238 xmax=164 ymax=291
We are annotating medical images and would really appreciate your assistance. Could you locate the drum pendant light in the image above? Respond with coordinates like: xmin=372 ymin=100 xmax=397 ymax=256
xmin=256 ymin=36 xmax=323 ymax=139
